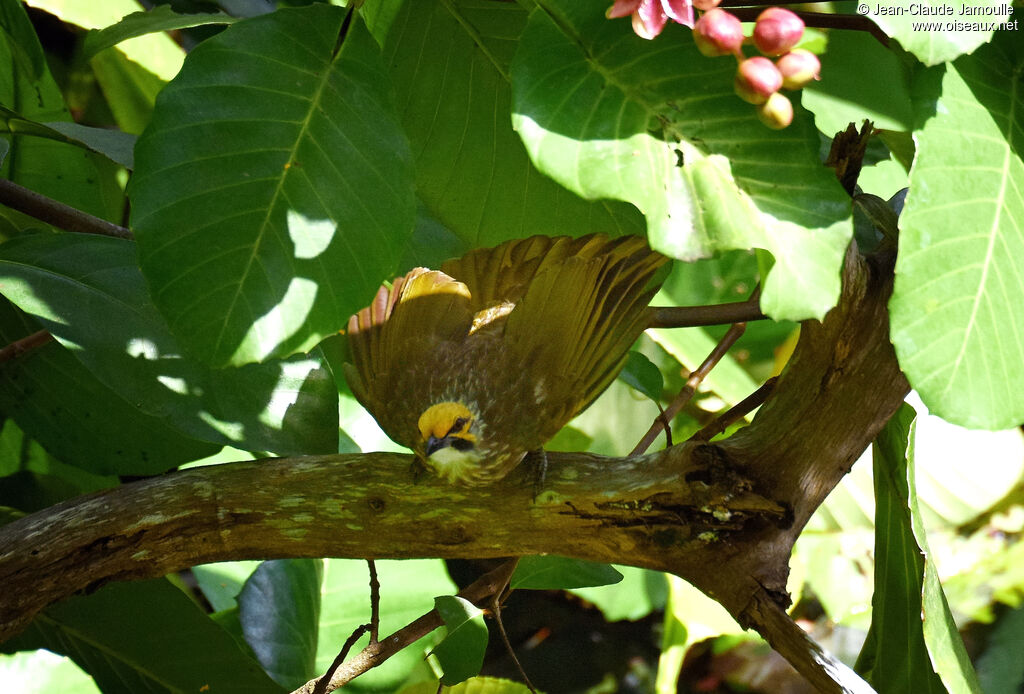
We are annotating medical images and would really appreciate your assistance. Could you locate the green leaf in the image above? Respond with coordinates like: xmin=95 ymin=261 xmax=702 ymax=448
xmin=619 ymin=350 xmax=663 ymax=401
xmin=372 ymin=0 xmax=642 ymax=248
xmin=0 ymin=299 xmax=219 ymax=475
xmin=0 ymin=650 xmax=100 ymax=693
xmin=238 ymin=559 xmax=323 ymax=689
xmin=511 ymin=1 xmax=852 ymax=322
xmin=83 ymin=5 xmax=237 ymax=60
xmin=315 ymin=559 xmax=457 ymax=692
xmin=802 ymin=30 xmax=914 ymax=134
xmin=130 ymin=5 xmax=415 ymax=366
xmin=570 ymin=565 xmax=667 ymax=622
xmin=0 ymin=234 xmax=339 ymax=455
xmin=4 ymin=578 xmax=285 ymax=694
xmin=0 ymin=105 xmax=135 ymax=168
xmin=851 ymin=0 xmax=1007 ymax=66
xmin=856 ymin=403 xmax=982 ymax=693
xmin=889 ymin=31 xmax=1024 ymax=429
xmin=431 ymin=596 xmax=488 ymax=686
xmin=510 ymin=556 xmax=623 ymax=590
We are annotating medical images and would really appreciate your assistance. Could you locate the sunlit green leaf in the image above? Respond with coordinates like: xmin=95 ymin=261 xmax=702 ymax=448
xmin=130 ymin=5 xmax=415 ymax=366
xmin=890 ymin=30 xmax=1024 ymax=429
xmin=511 ymin=1 xmax=851 ymax=322
xmin=619 ymin=351 xmax=663 ymax=401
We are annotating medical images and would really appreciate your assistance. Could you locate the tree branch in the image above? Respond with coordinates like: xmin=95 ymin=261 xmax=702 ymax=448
xmin=0 ymin=178 xmax=133 ymax=239
xmin=0 ymin=246 xmax=908 ymax=693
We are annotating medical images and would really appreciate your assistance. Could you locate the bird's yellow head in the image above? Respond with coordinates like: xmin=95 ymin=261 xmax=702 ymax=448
xmin=417 ymin=401 xmax=482 ymax=482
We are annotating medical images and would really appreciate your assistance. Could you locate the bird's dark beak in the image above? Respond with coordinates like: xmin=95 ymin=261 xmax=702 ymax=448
xmin=425 ymin=435 xmax=445 ymax=457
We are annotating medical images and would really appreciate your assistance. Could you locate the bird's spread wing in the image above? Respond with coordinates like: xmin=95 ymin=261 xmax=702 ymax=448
xmin=503 ymin=235 xmax=667 ymax=420
xmin=344 ymin=268 xmax=474 ymax=447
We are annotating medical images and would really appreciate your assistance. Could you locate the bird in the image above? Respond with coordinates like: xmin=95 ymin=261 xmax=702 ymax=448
xmin=343 ymin=234 xmax=667 ymax=486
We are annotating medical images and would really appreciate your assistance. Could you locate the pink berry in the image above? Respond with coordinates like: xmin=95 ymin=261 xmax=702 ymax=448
xmin=693 ymin=9 xmax=744 ymax=58
xmin=734 ymin=56 xmax=783 ymax=105
xmin=757 ymin=92 xmax=794 ymax=129
xmin=776 ymin=49 xmax=821 ymax=90
xmin=693 ymin=0 xmax=722 ymax=10
xmin=753 ymin=7 xmax=805 ymax=56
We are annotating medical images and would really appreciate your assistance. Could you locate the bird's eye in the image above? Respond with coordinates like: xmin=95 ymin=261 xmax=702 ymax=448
xmin=448 ymin=416 xmax=470 ymax=436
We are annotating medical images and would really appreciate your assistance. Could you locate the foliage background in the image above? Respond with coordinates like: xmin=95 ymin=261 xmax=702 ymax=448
xmin=0 ymin=0 xmax=1022 ymax=692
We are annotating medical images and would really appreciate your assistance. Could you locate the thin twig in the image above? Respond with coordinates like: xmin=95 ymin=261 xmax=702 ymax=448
xmin=691 ymin=377 xmax=778 ymax=442
xmin=0 ymin=178 xmax=133 ymax=240
xmin=649 ymin=300 xmax=765 ymax=329
xmin=312 ymin=624 xmax=371 ymax=694
xmin=0 ymin=329 xmax=53 ymax=364
xmin=490 ymin=591 xmax=538 ymax=694
xmin=367 ymin=559 xmax=380 ymax=644
xmin=292 ymin=559 xmax=520 ymax=694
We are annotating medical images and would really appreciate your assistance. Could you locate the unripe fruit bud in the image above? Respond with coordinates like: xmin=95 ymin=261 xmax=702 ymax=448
xmin=693 ymin=0 xmax=722 ymax=10
xmin=776 ymin=49 xmax=821 ymax=90
xmin=734 ymin=56 xmax=783 ymax=105
xmin=693 ymin=9 xmax=744 ymax=57
xmin=757 ymin=92 xmax=794 ymax=129
xmin=753 ymin=7 xmax=804 ymax=56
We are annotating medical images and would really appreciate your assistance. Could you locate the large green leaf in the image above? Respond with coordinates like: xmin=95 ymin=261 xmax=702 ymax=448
xmin=889 ymin=28 xmax=1024 ymax=429
xmin=0 ymin=299 xmax=218 ymax=475
xmin=851 ymin=0 xmax=1008 ymax=66
xmin=855 ymin=403 xmax=982 ymax=693
xmin=238 ymin=559 xmax=323 ymax=689
xmin=130 ymin=5 xmax=415 ymax=366
xmin=0 ymin=234 xmax=339 ymax=455
xmin=510 ymin=1 xmax=852 ymax=322
xmin=4 ymin=578 xmax=284 ymax=694
xmin=370 ymin=0 xmax=643 ymax=247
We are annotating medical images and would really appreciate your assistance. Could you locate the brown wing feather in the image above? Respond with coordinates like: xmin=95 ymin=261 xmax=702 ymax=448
xmin=503 ymin=235 xmax=667 ymax=424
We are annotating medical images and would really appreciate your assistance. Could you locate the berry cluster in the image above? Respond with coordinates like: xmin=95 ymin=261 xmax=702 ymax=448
xmin=695 ymin=6 xmax=820 ymax=128
xmin=607 ymin=0 xmax=821 ymax=129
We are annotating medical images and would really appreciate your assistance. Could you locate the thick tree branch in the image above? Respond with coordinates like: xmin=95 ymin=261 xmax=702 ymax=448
xmin=0 ymin=246 xmax=908 ymax=692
